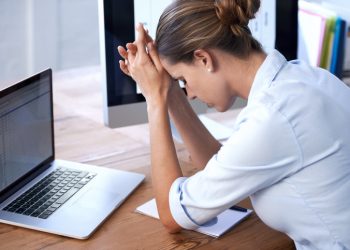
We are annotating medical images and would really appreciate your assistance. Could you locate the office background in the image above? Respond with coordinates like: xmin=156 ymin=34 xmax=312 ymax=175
xmin=0 ymin=0 xmax=349 ymax=248
xmin=0 ymin=0 xmax=99 ymax=88
xmin=0 ymin=0 xmax=349 ymax=88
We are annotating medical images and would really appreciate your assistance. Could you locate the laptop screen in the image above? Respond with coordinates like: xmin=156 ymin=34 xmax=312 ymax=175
xmin=0 ymin=70 xmax=54 ymax=195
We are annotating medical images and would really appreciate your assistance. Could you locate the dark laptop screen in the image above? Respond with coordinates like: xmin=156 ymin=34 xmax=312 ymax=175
xmin=0 ymin=70 xmax=54 ymax=196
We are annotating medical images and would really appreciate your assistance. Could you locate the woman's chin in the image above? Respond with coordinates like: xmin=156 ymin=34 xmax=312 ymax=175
xmin=205 ymin=102 xmax=230 ymax=112
xmin=207 ymin=104 xmax=225 ymax=112
xmin=216 ymin=106 xmax=228 ymax=112
xmin=215 ymin=102 xmax=235 ymax=112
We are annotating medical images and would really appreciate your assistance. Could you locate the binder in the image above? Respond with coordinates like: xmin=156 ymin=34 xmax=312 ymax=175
xmin=297 ymin=8 xmax=327 ymax=67
xmin=320 ymin=17 xmax=336 ymax=70
xmin=298 ymin=0 xmax=348 ymax=77
xmin=330 ymin=18 xmax=346 ymax=77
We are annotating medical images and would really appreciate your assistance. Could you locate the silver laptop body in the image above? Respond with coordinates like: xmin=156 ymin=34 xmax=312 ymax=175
xmin=0 ymin=69 xmax=144 ymax=239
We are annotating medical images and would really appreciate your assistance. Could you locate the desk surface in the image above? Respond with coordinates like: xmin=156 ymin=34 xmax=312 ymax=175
xmin=0 ymin=67 xmax=295 ymax=250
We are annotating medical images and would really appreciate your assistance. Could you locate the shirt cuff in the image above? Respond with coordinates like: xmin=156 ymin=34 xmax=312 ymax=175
xmin=169 ymin=177 xmax=199 ymax=230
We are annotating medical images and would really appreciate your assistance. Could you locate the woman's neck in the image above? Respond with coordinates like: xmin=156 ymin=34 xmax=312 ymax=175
xmin=217 ymin=50 xmax=267 ymax=100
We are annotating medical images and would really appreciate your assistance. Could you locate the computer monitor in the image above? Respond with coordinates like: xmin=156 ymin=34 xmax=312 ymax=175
xmin=275 ymin=0 xmax=298 ymax=61
xmin=98 ymin=0 xmax=298 ymax=128
xmin=98 ymin=0 xmax=207 ymax=128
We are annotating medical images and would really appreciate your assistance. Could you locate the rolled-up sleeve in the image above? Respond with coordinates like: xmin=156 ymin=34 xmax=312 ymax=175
xmin=168 ymin=104 xmax=303 ymax=228
xmin=169 ymin=177 xmax=199 ymax=230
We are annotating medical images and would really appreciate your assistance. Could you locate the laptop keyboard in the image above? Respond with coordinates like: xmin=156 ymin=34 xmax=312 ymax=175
xmin=2 ymin=167 xmax=96 ymax=219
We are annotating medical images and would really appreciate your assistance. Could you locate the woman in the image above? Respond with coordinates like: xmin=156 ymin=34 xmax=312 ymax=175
xmin=118 ymin=0 xmax=350 ymax=249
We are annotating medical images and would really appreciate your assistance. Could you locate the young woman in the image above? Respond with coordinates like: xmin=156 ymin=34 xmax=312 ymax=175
xmin=118 ymin=0 xmax=350 ymax=249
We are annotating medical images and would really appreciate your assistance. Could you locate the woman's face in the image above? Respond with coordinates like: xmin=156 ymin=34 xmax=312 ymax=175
xmin=161 ymin=58 xmax=236 ymax=112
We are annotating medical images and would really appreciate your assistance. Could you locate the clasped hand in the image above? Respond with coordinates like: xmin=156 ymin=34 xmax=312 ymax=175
xmin=117 ymin=23 xmax=172 ymax=106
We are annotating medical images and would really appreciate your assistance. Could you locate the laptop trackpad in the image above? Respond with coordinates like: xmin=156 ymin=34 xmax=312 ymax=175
xmin=73 ymin=188 xmax=121 ymax=211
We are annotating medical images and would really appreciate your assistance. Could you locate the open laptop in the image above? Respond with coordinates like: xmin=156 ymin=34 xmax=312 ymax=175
xmin=0 ymin=69 xmax=145 ymax=239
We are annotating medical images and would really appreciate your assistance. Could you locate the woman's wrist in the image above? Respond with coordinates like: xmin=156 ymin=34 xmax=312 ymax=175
xmin=146 ymin=94 xmax=169 ymax=113
xmin=167 ymin=82 xmax=183 ymax=103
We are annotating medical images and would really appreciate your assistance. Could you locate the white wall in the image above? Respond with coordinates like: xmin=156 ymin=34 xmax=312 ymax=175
xmin=0 ymin=0 xmax=28 ymax=87
xmin=302 ymin=0 xmax=350 ymax=20
xmin=0 ymin=0 xmax=100 ymax=88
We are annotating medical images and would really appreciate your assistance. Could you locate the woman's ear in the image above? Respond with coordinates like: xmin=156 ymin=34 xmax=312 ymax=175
xmin=193 ymin=49 xmax=214 ymax=73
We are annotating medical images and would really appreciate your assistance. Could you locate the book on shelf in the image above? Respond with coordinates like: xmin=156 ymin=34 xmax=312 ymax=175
xmin=330 ymin=18 xmax=346 ymax=77
xmin=297 ymin=8 xmax=327 ymax=67
xmin=298 ymin=0 xmax=348 ymax=78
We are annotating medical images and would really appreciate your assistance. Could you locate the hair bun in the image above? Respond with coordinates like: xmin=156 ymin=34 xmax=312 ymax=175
xmin=214 ymin=0 xmax=260 ymax=27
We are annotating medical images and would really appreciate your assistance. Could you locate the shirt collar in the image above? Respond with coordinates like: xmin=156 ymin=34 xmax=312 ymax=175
xmin=247 ymin=49 xmax=287 ymax=104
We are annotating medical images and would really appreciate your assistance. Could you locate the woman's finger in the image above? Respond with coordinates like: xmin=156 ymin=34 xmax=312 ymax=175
xmin=144 ymin=28 xmax=154 ymax=44
xmin=134 ymin=23 xmax=149 ymax=59
xmin=126 ymin=43 xmax=137 ymax=54
xmin=117 ymin=46 xmax=128 ymax=60
xmin=127 ymin=47 xmax=136 ymax=65
xmin=147 ymin=42 xmax=162 ymax=72
xmin=117 ymin=45 xmax=133 ymax=76
xmin=119 ymin=60 xmax=131 ymax=76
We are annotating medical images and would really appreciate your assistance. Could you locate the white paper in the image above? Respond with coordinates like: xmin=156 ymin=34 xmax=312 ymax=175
xmin=135 ymin=199 xmax=253 ymax=238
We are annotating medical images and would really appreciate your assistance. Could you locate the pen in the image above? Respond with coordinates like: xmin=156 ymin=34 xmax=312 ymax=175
xmin=230 ymin=205 xmax=248 ymax=212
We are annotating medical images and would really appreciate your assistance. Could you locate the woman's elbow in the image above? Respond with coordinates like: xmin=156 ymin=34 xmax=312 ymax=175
xmin=161 ymin=217 xmax=182 ymax=234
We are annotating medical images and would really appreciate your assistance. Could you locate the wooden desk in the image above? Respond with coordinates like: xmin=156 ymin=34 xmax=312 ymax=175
xmin=0 ymin=67 xmax=295 ymax=250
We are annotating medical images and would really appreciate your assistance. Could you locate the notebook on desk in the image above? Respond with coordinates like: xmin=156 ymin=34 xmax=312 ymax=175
xmin=136 ymin=199 xmax=253 ymax=238
xmin=0 ymin=69 xmax=145 ymax=239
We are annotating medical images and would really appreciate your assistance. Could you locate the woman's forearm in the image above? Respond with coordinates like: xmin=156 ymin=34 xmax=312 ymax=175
xmin=117 ymin=24 xmax=183 ymax=233
xmin=147 ymin=100 xmax=182 ymax=233
xmin=167 ymin=84 xmax=221 ymax=169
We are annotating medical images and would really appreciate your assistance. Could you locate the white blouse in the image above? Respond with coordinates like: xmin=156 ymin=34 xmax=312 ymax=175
xmin=169 ymin=50 xmax=350 ymax=250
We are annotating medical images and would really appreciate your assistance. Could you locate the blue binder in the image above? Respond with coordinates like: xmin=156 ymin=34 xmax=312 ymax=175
xmin=330 ymin=17 xmax=346 ymax=78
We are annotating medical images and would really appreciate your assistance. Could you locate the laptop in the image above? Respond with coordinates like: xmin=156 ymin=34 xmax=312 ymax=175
xmin=0 ymin=69 xmax=145 ymax=239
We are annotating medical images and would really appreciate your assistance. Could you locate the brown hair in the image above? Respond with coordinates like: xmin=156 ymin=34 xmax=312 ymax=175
xmin=155 ymin=0 xmax=262 ymax=64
